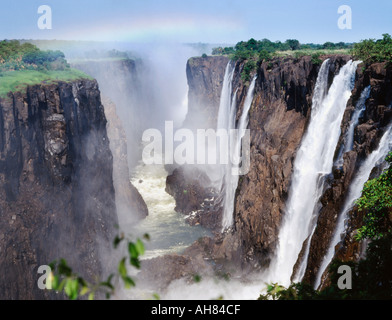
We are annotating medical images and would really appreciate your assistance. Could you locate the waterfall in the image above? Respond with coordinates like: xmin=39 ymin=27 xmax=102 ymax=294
xmin=216 ymin=62 xmax=236 ymax=136
xmin=315 ymin=123 xmax=392 ymax=289
xmin=335 ymin=86 xmax=371 ymax=166
xmin=345 ymin=86 xmax=371 ymax=152
xmin=265 ymin=59 xmax=360 ymax=286
xmin=216 ymin=61 xmax=257 ymax=230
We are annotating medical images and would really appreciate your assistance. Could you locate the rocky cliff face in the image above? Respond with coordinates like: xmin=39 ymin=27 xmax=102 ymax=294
xmin=302 ymin=62 xmax=392 ymax=286
xmin=0 ymin=80 xmax=117 ymax=299
xmin=169 ymin=54 xmax=392 ymax=285
xmin=71 ymin=59 xmax=149 ymax=222
xmin=102 ymin=96 xmax=148 ymax=225
xmin=172 ymin=55 xmax=349 ymax=267
xmin=183 ymin=56 xmax=229 ymax=130
xmin=71 ymin=59 xmax=143 ymax=168
xmin=165 ymin=56 xmax=230 ymax=231
xmin=212 ymin=55 xmax=351 ymax=269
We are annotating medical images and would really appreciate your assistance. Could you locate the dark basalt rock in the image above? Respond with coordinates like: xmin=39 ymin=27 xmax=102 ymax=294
xmin=169 ymin=55 xmax=354 ymax=271
xmin=165 ymin=166 xmax=222 ymax=231
xmin=303 ymin=61 xmax=392 ymax=287
xmin=152 ymin=54 xmax=392 ymax=291
xmin=170 ymin=55 xmax=392 ymax=280
xmin=102 ymin=96 xmax=148 ymax=223
xmin=183 ymin=55 xmax=230 ymax=130
xmin=0 ymin=80 xmax=117 ymax=299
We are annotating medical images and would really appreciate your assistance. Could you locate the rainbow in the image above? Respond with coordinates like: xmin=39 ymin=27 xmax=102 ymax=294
xmin=61 ymin=14 xmax=243 ymax=42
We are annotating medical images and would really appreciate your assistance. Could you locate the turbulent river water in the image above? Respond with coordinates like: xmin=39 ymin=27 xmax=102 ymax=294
xmin=129 ymin=160 xmax=211 ymax=260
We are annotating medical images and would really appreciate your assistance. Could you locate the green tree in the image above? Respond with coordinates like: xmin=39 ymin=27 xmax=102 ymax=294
xmin=322 ymin=42 xmax=336 ymax=49
xmin=241 ymin=60 xmax=257 ymax=82
xmin=46 ymin=233 xmax=149 ymax=300
xmin=352 ymin=34 xmax=392 ymax=65
xmin=356 ymin=152 xmax=392 ymax=240
xmin=258 ymin=49 xmax=272 ymax=62
xmin=285 ymin=39 xmax=301 ymax=50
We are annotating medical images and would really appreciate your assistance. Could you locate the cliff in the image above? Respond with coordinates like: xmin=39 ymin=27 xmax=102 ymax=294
xmin=71 ymin=59 xmax=149 ymax=221
xmin=172 ymin=55 xmax=347 ymax=262
xmin=303 ymin=61 xmax=392 ymax=286
xmin=103 ymin=96 xmax=148 ymax=224
xmin=0 ymin=79 xmax=117 ymax=299
xmin=210 ymin=55 xmax=351 ymax=268
xmin=169 ymin=54 xmax=392 ymax=285
xmin=183 ymin=55 xmax=229 ymax=130
xmin=71 ymin=59 xmax=142 ymax=168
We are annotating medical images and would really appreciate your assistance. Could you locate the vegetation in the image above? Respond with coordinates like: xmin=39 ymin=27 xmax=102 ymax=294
xmin=0 ymin=69 xmax=93 ymax=98
xmin=356 ymin=152 xmax=392 ymax=240
xmin=0 ymin=40 xmax=69 ymax=71
xmin=211 ymin=38 xmax=351 ymax=57
xmin=351 ymin=33 xmax=392 ymax=66
xmin=241 ymin=60 xmax=257 ymax=82
xmin=211 ymin=38 xmax=352 ymax=83
xmin=212 ymin=33 xmax=392 ymax=78
xmin=259 ymin=152 xmax=392 ymax=300
xmin=41 ymin=152 xmax=392 ymax=300
xmin=0 ymin=40 xmax=91 ymax=98
xmin=46 ymin=233 xmax=150 ymax=300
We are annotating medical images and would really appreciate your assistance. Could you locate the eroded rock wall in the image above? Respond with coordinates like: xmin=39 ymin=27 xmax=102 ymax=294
xmin=0 ymin=80 xmax=117 ymax=299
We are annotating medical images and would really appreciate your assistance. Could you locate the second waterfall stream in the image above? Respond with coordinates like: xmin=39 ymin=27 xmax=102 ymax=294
xmin=262 ymin=59 xmax=361 ymax=286
xmin=216 ymin=61 xmax=257 ymax=230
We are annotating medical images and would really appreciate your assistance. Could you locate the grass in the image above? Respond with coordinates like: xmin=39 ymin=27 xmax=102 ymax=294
xmin=0 ymin=68 xmax=93 ymax=98
xmin=272 ymin=48 xmax=351 ymax=58
xmin=210 ymin=48 xmax=351 ymax=59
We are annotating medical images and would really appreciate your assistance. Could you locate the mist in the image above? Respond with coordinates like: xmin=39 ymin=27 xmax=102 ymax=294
xmin=27 ymin=39 xmax=263 ymax=300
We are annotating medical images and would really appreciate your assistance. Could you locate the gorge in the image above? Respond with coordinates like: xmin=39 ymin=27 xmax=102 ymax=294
xmin=164 ymin=53 xmax=392 ymax=297
xmin=1 ymin=42 xmax=391 ymax=300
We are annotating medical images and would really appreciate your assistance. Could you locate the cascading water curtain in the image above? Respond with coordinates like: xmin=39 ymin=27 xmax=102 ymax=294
xmin=264 ymin=59 xmax=361 ymax=286
xmin=216 ymin=61 xmax=257 ymax=230
xmin=315 ymin=123 xmax=392 ymax=289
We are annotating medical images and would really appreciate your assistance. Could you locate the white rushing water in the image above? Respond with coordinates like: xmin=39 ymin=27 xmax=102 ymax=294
xmin=264 ymin=59 xmax=361 ymax=286
xmin=129 ymin=162 xmax=211 ymax=260
xmin=345 ymin=86 xmax=371 ymax=152
xmin=315 ymin=123 xmax=392 ymax=289
xmin=216 ymin=61 xmax=257 ymax=230
xmin=335 ymin=85 xmax=371 ymax=166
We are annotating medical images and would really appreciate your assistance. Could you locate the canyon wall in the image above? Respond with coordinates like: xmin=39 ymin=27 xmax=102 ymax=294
xmin=71 ymin=59 xmax=149 ymax=223
xmin=303 ymin=61 xmax=392 ymax=286
xmin=0 ymin=80 xmax=117 ymax=299
xmin=169 ymin=55 xmax=392 ymax=284
xmin=183 ymin=55 xmax=229 ymax=130
xmin=71 ymin=59 xmax=144 ymax=168
xmin=102 ymin=96 xmax=148 ymax=225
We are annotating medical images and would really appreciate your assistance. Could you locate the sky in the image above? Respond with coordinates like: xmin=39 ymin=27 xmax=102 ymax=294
xmin=0 ymin=0 xmax=391 ymax=44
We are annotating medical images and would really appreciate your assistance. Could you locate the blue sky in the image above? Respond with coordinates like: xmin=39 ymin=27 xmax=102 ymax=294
xmin=0 ymin=0 xmax=391 ymax=44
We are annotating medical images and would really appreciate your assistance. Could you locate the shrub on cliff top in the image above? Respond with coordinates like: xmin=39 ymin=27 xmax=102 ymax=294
xmin=0 ymin=40 xmax=69 ymax=72
xmin=212 ymin=38 xmax=353 ymax=61
xmin=241 ymin=60 xmax=257 ymax=82
xmin=352 ymin=33 xmax=392 ymax=65
xmin=0 ymin=40 xmax=92 ymax=98
xmin=258 ymin=50 xmax=272 ymax=62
